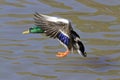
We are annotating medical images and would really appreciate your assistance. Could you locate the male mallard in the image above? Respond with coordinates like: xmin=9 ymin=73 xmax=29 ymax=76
xmin=23 ymin=12 xmax=87 ymax=58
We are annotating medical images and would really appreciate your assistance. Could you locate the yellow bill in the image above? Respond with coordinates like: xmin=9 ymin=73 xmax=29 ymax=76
xmin=22 ymin=30 xmax=29 ymax=34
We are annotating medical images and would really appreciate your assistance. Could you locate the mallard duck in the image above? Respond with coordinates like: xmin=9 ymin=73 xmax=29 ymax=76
xmin=23 ymin=12 xmax=87 ymax=58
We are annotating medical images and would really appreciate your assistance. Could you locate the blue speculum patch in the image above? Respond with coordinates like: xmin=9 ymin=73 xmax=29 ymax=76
xmin=58 ymin=32 xmax=70 ymax=46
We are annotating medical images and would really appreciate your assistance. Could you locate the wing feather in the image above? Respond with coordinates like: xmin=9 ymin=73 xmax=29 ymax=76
xmin=34 ymin=12 xmax=72 ymax=38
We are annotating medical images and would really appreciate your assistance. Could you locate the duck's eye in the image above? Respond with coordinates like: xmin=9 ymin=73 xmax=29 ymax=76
xmin=29 ymin=28 xmax=33 ymax=30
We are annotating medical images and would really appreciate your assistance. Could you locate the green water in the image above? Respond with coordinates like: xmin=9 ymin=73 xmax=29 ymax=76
xmin=0 ymin=0 xmax=120 ymax=80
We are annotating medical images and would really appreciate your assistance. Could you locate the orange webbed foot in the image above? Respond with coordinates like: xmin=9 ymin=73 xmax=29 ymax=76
xmin=56 ymin=50 xmax=70 ymax=58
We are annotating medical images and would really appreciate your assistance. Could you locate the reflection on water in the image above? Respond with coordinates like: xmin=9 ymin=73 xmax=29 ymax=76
xmin=0 ymin=0 xmax=120 ymax=80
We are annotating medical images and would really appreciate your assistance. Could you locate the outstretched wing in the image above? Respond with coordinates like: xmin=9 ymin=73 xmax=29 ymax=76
xmin=34 ymin=12 xmax=72 ymax=38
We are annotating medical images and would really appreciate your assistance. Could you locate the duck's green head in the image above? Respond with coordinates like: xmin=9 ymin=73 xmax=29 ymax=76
xmin=22 ymin=26 xmax=44 ymax=34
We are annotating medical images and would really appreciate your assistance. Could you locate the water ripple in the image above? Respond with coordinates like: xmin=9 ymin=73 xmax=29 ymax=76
xmin=0 ymin=0 xmax=120 ymax=80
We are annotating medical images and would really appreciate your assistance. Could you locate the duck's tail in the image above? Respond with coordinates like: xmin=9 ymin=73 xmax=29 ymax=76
xmin=77 ymin=40 xmax=87 ymax=57
xmin=71 ymin=30 xmax=87 ymax=57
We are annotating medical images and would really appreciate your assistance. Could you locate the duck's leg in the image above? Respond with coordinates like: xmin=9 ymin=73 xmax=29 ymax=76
xmin=56 ymin=50 xmax=70 ymax=58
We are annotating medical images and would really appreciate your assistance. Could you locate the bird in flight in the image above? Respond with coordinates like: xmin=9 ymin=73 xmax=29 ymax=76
xmin=23 ymin=12 xmax=87 ymax=58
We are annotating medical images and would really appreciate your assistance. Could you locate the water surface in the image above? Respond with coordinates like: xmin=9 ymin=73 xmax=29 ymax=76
xmin=0 ymin=0 xmax=120 ymax=80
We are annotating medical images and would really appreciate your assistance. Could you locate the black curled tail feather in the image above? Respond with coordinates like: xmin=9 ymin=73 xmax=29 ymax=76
xmin=77 ymin=41 xmax=85 ymax=54
xmin=77 ymin=41 xmax=87 ymax=57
